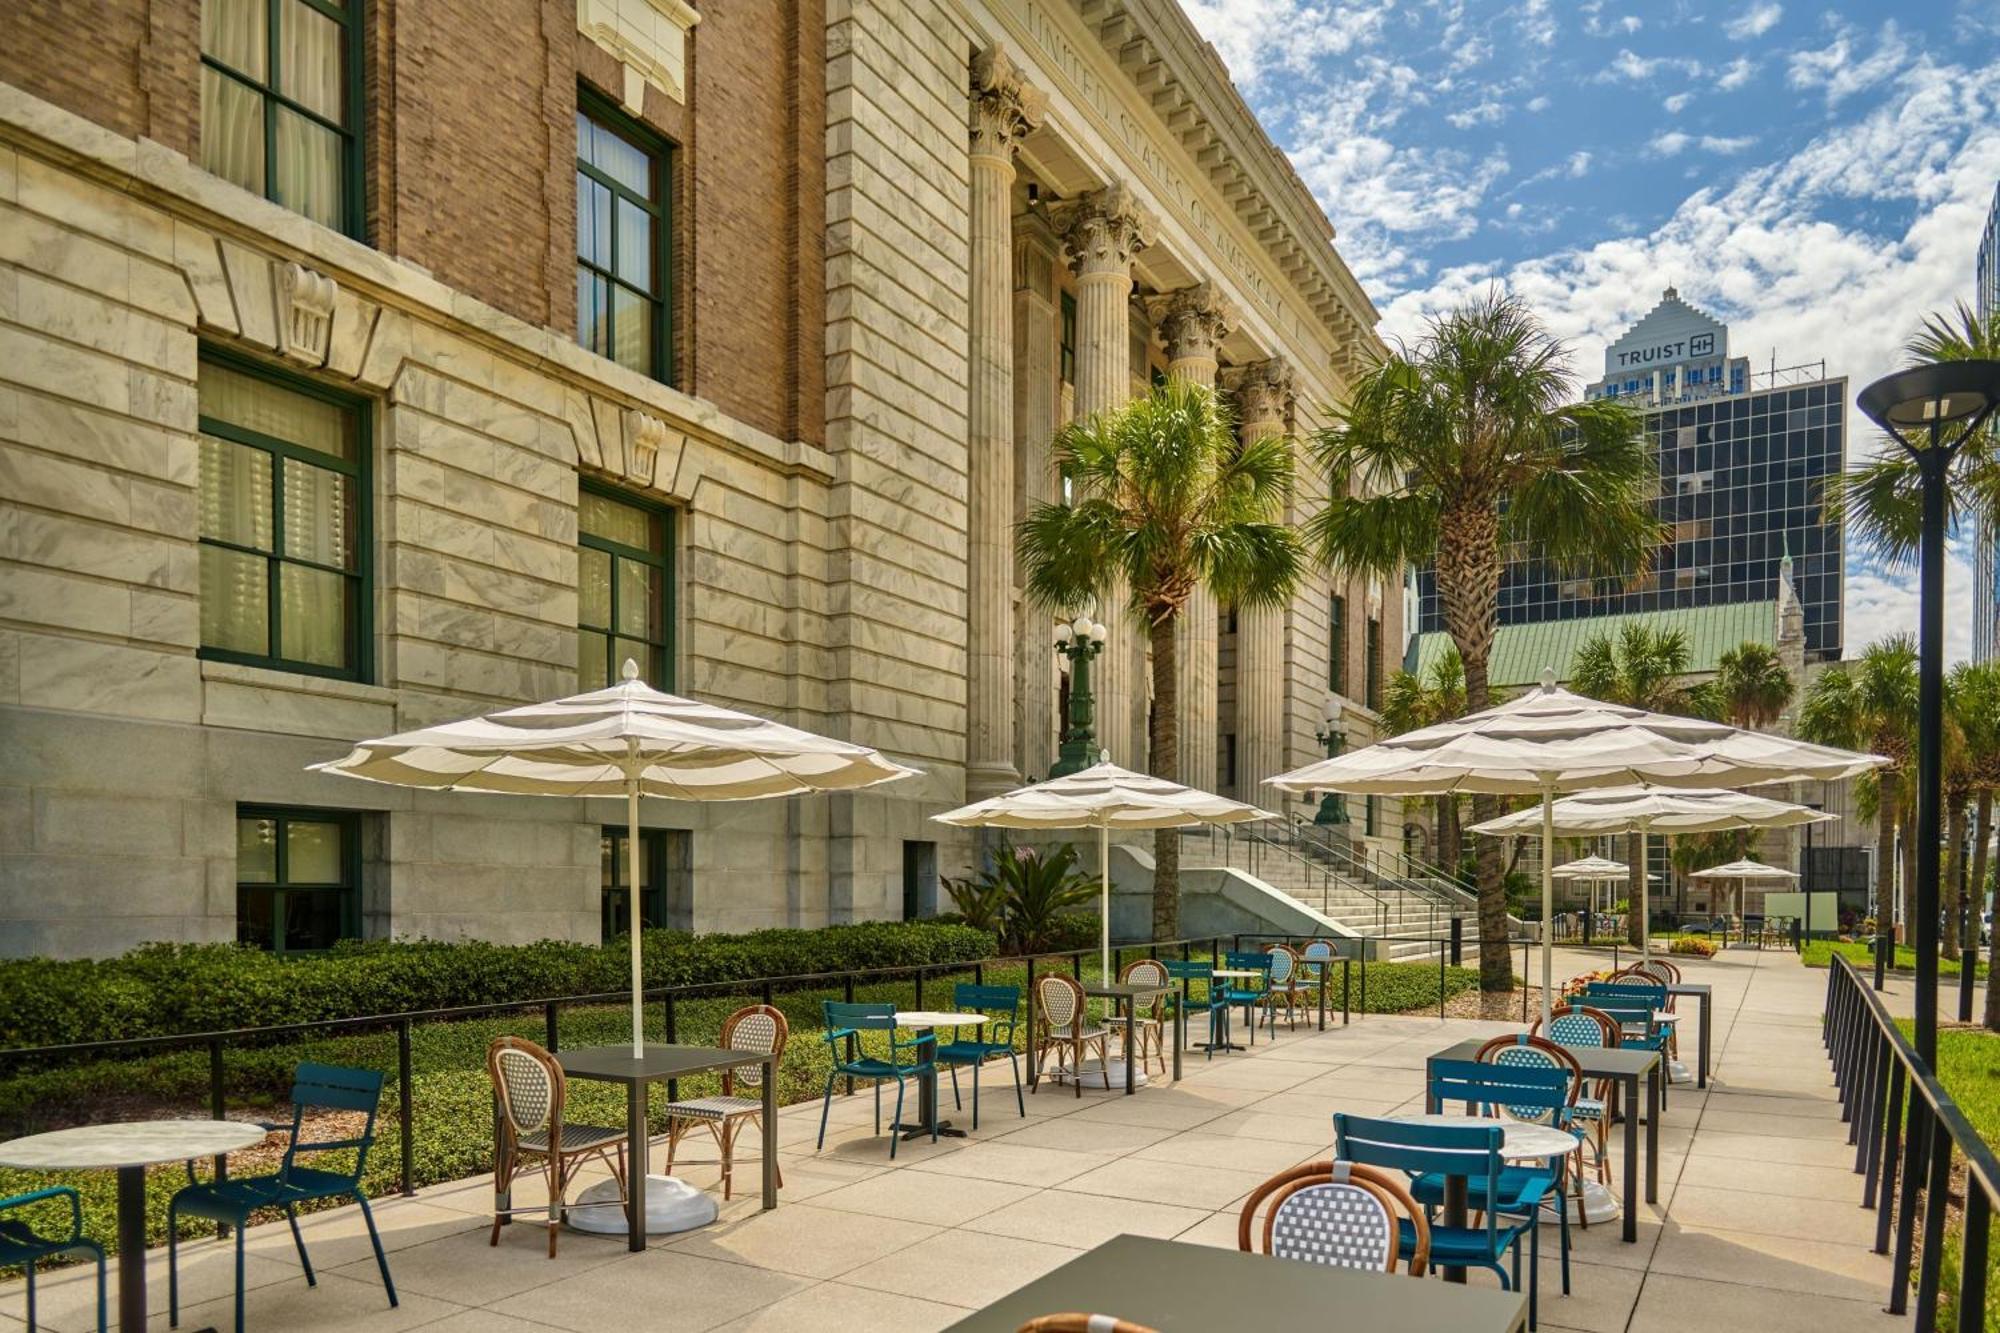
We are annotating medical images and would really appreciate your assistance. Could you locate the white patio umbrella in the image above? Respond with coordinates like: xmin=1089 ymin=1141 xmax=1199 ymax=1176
xmin=1471 ymin=786 xmax=1836 ymax=959
xmin=1690 ymin=857 xmax=1798 ymax=925
xmin=311 ymin=660 xmax=918 ymax=1058
xmin=1551 ymin=857 xmax=1632 ymax=947
xmin=1266 ymin=670 xmax=1883 ymax=1026
xmin=932 ymin=759 xmax=1276 ymax=980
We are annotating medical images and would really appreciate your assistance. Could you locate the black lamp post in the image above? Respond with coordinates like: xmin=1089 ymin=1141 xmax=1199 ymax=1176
xmin=1050 ymin=603 xmax=1108 ymax=778
xmin=1313 ymin=697 xmax=1349 ymax=826
xmin=1857 ymin=359 xmax=2000 ymax=1066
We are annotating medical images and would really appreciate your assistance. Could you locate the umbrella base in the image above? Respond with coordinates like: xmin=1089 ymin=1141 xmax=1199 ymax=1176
xmin=565 ymin=1174 xmax=716 ymax=1236
xmin=1044 ymin=1058 xmax=1149 ymax=1090
xmin=1668 ymin=1058 xmax=1693 ymax=1085
xmin=1541 ymin=1179 xmax=1619 ymax=1227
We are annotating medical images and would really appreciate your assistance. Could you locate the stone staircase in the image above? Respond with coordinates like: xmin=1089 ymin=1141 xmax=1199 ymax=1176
xmin=1179 ymin=824 xmax=1470 ymax=961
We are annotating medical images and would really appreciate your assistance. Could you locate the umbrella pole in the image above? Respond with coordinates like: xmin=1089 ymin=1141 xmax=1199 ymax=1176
xmin=1541 ymin=787 xmax=1555 ymax=1029
xmin=627 ymin=755 xmax=644 ymax=1060
xmin=1639 ymin=828 xmax=1650 ymax=962
xmin=1100 ymin=824 xmax=1111 ymax=981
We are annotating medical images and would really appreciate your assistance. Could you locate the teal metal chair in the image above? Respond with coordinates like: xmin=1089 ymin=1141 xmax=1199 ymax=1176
xmin=0 ymin=1187 xmax=105 ymax=1332
xmin=169 ymin=1062 xmax=396 ymax=1333
xmin=936 ymin=983 xmax=1024 ymax=1129
xmin=816 ymin=1001 xmax=937 ymax=1158
xmin=1221 ymin=950 xmax=1275 ymax=1043
xmin=1162 ymin=959 xmax=1228 ymax=1057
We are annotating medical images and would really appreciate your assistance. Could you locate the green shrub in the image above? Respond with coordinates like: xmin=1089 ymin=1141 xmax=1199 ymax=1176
xmin=1670 ymin=935 xmax=1717 ymax=957
xmin=0 ymin=922 xmax=997 ymax=1052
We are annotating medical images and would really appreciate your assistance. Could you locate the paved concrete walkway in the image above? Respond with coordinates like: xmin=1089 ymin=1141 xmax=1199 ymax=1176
xmin=1 ymin=947 xmax=1903 ymax=1331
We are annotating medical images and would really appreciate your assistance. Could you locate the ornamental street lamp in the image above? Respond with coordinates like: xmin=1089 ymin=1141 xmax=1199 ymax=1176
xmin=1051 ymin=602 xmax=1109 ymax=778
xmin=1857 ymin=358 xmax=2000 ymax=1066
xmin=1312 ymin=696 xmax=1349 ymax=826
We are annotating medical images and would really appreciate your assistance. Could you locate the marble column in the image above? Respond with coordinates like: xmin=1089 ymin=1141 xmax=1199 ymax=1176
xmin=1151 ymin=282 xmax=1235 ymax=792
xmin=1226 ymin=358 xmax=1294 ymax=803
xmin=1013 ymin=218 xmax=1061 ymax=782
xmin=965 ymin=48 xmax=1043 ymax=800
xmin=1057 ymin=185 xmax=1154 ymax=768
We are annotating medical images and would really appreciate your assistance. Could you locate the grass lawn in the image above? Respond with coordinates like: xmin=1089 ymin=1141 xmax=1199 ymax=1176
xmin=1894 ymin=1019 xmax=2000 ymax=1331
xmin=1803 ymin=939 xmax=1989 ymax=979
xmin=0 ymin=951 xmax=1476 ymax=1262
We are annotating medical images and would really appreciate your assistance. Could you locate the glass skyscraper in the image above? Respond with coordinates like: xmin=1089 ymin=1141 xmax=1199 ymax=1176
xmin=1972 ymin=184 xmax=2000 ymax=663
xmin=1414 ymin=289 xmax=1847 ymax=661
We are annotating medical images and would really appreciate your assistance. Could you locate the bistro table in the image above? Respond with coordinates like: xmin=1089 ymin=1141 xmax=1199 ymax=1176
xmin=1666 ymin=982 xmax=1713 ymax=1086
xmin=1205 ymin=968 xmax=1262 ymax=1052
xmin=0 ymin=1119 xmax=267 ymax=1332
xmin=890 ymin=1011 xmax=986 ymax=1140
xmin=1082 ymin=981 xmax=1179 ymax=1092
xmin=943 ymin=1233 xmax=1527 ymax=1332
xmin=1378 ymin=1113 xmax=1582 ymax=1281
xmin=556 ymin=1044 xmax=777 ymax=1252
xmin=1427 ymin=1037 xmax=1662 ymax=1244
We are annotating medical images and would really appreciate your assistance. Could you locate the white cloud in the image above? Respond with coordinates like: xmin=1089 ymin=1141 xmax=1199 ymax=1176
xmin=1702 ymin=134 xmax=1758 ymax=154
xmin=1650 ymin=131 xmax=1693 ymax=156
xmin=1664 ymin=92 xmax=1694 ymax=113
xmin=1567 ymin=150 xmax=1593 ymax=178
xmin=1447 ymin=100 xmax=1508 ymax=129
xmin=1716 ymin=57 xmax=1758 ymax=91
xmin=1846 ymin=541 xmax=1971 ymax=663
xmin=1526 ymin=95 xmax=1552 ymax=112
xmin=1177 ymin=0 xmax=1391 ymax=87
xmin=1598 ymin=49 xmax=1703 ymax=83
xmin=1581 ymin=4 xmax=1643 ymax=37
xmin=1788 ymin=20 xmax=1912 ymax=107
xmin=1723 ymin=2 xmax=1783 ymax=40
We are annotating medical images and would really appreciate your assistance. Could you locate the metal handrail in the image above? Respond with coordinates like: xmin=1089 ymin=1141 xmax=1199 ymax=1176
xmin=1185 ymin=823 xmax=1391 ymax=932
xmin=1290 ymin=813 xmax=1476 ymax=905
xmin=1822 ymin=953 xmax=1997 ymax=1328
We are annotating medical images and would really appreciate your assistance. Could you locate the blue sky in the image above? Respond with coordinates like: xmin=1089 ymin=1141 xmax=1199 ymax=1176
xmin=1182 ymin=0 xmax=2000 ymax=660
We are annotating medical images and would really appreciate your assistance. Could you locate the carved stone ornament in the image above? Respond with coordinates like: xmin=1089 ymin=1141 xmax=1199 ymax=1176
xmin=1222 ymin=357 xmax=1294 ymax=429
xmin=969 ymin=46 xmax=1046 ymax=160
xmin=1055 ymin=184 xmax=1157 ymax=279
xmin=276 ymin=262 xmax=338 ymax=366
xmin=1149 ymin=282 xmax=1238 ymax=364
xmin=622 ymin=408 xmax=668 ymax=488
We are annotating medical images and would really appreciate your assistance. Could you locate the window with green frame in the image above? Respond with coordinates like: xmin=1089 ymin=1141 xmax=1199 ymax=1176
xmin=197 ymin=352 xmax=369 ymax=679
xmin=199 ymin=0 xmax=363 ymax=237
xmin=236 ymin=806 xmax=359 ymax=953
xmin=578 ymin=483 xmax=673 ymax=690
xmin=1328 ymin=593 xmax=1347 ymax=694
xmin=1059 ymin=293 xmax=1077 ymax=384
xmin=602 ymin=826 xmax=692 ymax=939
xmin=576 ymin=91 xmax=674 ymax=383
xmin=1365 ymin=615 xmax=1383 ymax=711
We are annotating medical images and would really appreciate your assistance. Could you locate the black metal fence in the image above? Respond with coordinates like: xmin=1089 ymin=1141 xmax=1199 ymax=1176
xmin=1822 ymin=953 xmax=1998 ymax=1331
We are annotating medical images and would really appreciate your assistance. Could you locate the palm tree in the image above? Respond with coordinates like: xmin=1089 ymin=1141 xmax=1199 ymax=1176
xmin=1799 ymin=637 xmax=1919 ymax=950
xmin=1019 ymin=378 xmax=1304 ymax=939
xmin=1310 ymin=289 xmax=1663 ymax=992
xmin=1381 ymin=646 xmax=1472 ymax=870
xmin=1948 ymin=661 xmax=2000 ymax=1028
xmin=1569 ymin=623 xmax=1715 ymax=943
xmin=1714 ymin=642 xmax=1795 ymax=730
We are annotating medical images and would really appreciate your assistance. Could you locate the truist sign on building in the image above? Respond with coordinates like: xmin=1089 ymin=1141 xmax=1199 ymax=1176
xmin=1585 ymin=287 xmax=1745 ymax=403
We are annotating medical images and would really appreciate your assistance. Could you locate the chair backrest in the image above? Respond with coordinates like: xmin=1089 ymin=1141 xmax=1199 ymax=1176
xmin=720 ymin=1004 xmax=789 ymax=1093
xmin=1016 ymin=1316 xmax=1160 ymax=1333
xmin=1584 ymin=979 xmax=1666 ymax=1006
xmin=1637 ymin=957 xmax=1682 ymax=984
xmin=1537 ymin=1003 xmax=1620 ymax=1052
xmin=1036 ymin=974 xmax=1089 ymax=1036
xmin=1238 ymin=1159 xmax=1429 ymax=1276
xmin=1335 ymin=1112 xmax=1505 ymax=1253
xmin=1579 ymin=994 xmax=1658 ymax=1043
xmin=283 ymin=1062 xmax=385 ymax=1183
xmin=1223 ymin=950 xmax=1272 ymax=979
xmin=488 ymin=1038 xmax=562 ymax=1142
xmin=1474 ymin=1035 xmax=1582 ymax=1124
xmin=1265 ymin=944 xmax=1298 ymax=985
xmin=1162 ymin=959 xmax=1212 ymax=982
xmin=1119 ymin=958 xmax=1169 ymax=989
xmin=1430 ymin=1056 xmax=1571 ymax=1124
xmin=823 ymin=1000 xmax=897 ymax=1034
xmin=956 ymin=981 xmax=1022 ymax=1017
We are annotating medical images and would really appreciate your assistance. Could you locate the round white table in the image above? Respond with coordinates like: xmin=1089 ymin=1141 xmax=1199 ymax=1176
xmin=1376 ymin=1112 xmax=1599 ymax=1245
xmin=892 ymin=1011 xmax=987 ymax=1140
xmin=0 ymin=1120 xmax=268 ymax=1332
xmin=1207 ymin=970 xmax=1263 ymax=1052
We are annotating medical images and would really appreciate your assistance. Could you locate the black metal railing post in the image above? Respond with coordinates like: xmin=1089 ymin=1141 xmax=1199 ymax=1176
xmin=664 ymin=992 xmax=679 ymax=1101
xmin=1916 ymin=1113 xmax=1953 ymax=1327
xmin=208 ymin=1038 xmax=228 ymax=1237
xmin=1877 ymin=1057 xmax=1905 ymax=1256
xmin=1024 ymin=956 xmax=1037 ymax=1083
xmin=398 ymin=1018 xmax=415 ymax=1196
xmin=1960 ymin=1188 xmax=1991 ymax=1333
xmin=544 ymin=1001 xmax=559 ymax=1053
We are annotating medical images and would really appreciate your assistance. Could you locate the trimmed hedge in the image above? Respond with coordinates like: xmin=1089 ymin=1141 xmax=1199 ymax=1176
xmin=0 ymin=922 xmax=998 ymax=1052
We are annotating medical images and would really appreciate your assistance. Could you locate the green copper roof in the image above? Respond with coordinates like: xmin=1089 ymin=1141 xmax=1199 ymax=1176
xmin=1403 ymin=600 xmax=1778 ymax=689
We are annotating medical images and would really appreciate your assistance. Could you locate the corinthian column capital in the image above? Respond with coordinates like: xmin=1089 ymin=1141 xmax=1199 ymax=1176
xmin=1056 ymin=184 xmax=1156 ymax=279
xmin=1149 ymin=282 xmax=1238 ymax=367
xmin=970 ymin=46 xmax=1046 ymax=161
xmin=1221 ymin=357 xmax=1295 ymax=433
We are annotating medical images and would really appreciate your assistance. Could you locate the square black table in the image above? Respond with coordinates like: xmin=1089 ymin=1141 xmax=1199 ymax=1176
xmin=1083 ymin=981 xmax=1179 ymax=1092
xmin=1666 ymin=981 xmax=1713 ymax=1087
xmin=942 ymin=1234 xmax=1527 ymax=1332
xmin=1427 ymin=1037 xmax=1661 ymax=1244
xmin=554 ymin=1043 xmax=778 ymax=1251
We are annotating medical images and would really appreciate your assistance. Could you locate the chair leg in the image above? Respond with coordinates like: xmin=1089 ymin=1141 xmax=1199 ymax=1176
xmin=93 ymin=1247 xmax=105 ymax=1333
xmin=665 ymin=1118 xmax=680 ymax=1176
xmin=949 ymin=1062 xmax=962 ymax=1111
xmin=890 ymin=1080 xmax=904 ymax=1160
xmin=1009 ymin=1051 xmax=1026 ymax=1117
xmin=168 ymin=1202 xmax=180 ymax=1327
xmin=285 ymin=1204 xmax=316 ymax=1285
xmin=718 ymin=1120 xmax=735 ymax=1202
xmin=23 ymin=1259 xmax=33 ymax=1333
xmin=875 ymin=1080 xmax=882 ymax=1136
xmin=1558 ymin=1180 xmax=1572 ymax=1295
xmin=1527 ymin=1221 xmax=1540 ymax=1331
xmin=234 ymin=1224 xmax=246 ymax=1333
xmin=354 ymin=1191 xmax=398 ymax=1308
xmin=1098 ymin=1038 xmax=1111 ymax=1090
xmin=1073 ymin=1040 xmax=1082 ymax=1098
xmin=971 ymin=1059 xmax=981 ymax=1130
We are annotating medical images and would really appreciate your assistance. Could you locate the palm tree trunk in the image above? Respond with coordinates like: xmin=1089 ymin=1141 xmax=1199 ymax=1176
xmin=1627 ymin=831 xmax=1645 ymax=947
xmin=1877 ymin=772 xmax=1900 ymax=941
xmin=1149 ymin=610 xmax=1180 ymax=942
xmin=1976 ymin=790 xmax=2000 ymax=1032
xmin=1437 ymin=500 xmax=1511 ymax=993
xmin=1944 ymin=795 xmax=1967 ymax=962
xmin=1900 ymin=799 xmax=1917 ymax=946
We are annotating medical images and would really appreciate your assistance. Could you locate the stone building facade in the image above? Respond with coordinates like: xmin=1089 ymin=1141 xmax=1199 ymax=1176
xmin=0 ymin=0 xmax=1389 ymax=959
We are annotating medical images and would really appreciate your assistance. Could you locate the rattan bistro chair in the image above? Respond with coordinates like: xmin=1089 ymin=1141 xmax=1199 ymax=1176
xmin=486 ymin=1037 xmax=629 ymax=1257
xmin=663 ymin=1004 xmax=788 ymax=1200
xmin=1238 ymin=1160 xmax=1430 ymax=1274
xmin=1032 ymin=974 xmax=1110 ymax=1096
xmin=1017 ymin=1316 xmax=1159 ymax=1333
xmin=1117 ymin=958 xmax=1171 ymax=1077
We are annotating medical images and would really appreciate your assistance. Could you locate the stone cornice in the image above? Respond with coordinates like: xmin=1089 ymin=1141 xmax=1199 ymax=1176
xmin=970 ymin=46 xmax=1048 ymax=161
xmin=1066 ymin=0 xmax=1383 ymax=372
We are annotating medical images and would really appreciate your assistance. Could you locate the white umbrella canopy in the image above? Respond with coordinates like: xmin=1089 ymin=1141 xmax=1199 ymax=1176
xmin=1266 ymin=671 xmax=1883 ymax=1024
xmin=312 ymin=660 xmax=920 ymax=1056
xmin=1471 ymin=784 xmax=1837 ymax=959
xmin=1551 ymin=856 xmax=1631 ymax=879
xmin=1691 ymin=858 xmax=1798 ymax=925
xmin=933 ymin=760 xmax=1276 ymax=977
